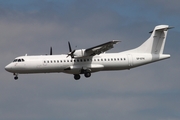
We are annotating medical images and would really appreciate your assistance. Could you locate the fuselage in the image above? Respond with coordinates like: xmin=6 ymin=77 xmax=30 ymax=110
xmin=4 ymin=25 xmax=172 ymax=80
xmin=5 ymin=52 xmax=170 ymax=75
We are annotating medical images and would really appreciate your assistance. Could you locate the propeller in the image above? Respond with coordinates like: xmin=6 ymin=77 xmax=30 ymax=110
xmin=50 ymin=47 xmax=52 ymax=55
xmin=67 ymin=41 xmax=75 ymax=58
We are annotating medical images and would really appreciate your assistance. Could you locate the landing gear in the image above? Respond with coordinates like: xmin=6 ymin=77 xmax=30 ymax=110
xmin=73 ymin=69 xmax=91 ymax=80
xmin=13 ymin=73 xmax=18 ymax=80
xmin=84 ymin=72 xmax=91 ymax=78
xmin=74 ymin=74 xmax=80 ymax=80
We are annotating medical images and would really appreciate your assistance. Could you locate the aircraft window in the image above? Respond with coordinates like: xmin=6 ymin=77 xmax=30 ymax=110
xmin=64 ymin=60 xmax=66 ymax=62
xmin=104 ymin=59 xmax=106 ymax=61
xmin=80 ymin=59 xmax=83 ymax=62
xmin=84 ymin=59 xmax=86 ymax=62
xmin=111 ymin=58 xmax=113 ymax=61
xmin=67 ymin=60 xmax=69 ymax=62
xmin=117 ymin=58 xmax=119 ymax=61
xmin=121 ymin=58 xmax=123 ymax=60
xmin=77 ymin=59 xmax=79 ymax=62
xmin=87 ymin=59 xmax=89 ymax=61
xmin=13 ymin=59 xmax=17 ymax=62
xmin=60 ymin=60 xmax=62 ymax=62
xmin=108 ymin=59 xmax=110 ymax=61
xmin=94 ymin=59 xmax=96 ymax=61
xmin=54 ymin=60 xmax=56 ymax=63
xmin=44 ymin=61 xmax=46 ymax=63
xmin=22 ymin=59 xmax=25 ymax=62
xmin=101 ymin=59 xmax=103 ymax=61
xmin=18 ymin=59 xmax=21 ymax=62
xmin=114 ymin=58 xmax=116 ymax=61
xmin=97 ymin=59 xmax=99 ymax=61
xmin=124 ymin=58 xmax=126 ymax=60
xmin=74 ymin=60 xmax=76 ymax=62
xmin=70 ymin=60 xmax=72 ymax=62
xmin=57 ymin=60 xmax=59 ymax=63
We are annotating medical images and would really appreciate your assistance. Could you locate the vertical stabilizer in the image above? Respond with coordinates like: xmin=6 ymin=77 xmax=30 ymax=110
xmin=124 ymin=25 xmax=173 ymax=54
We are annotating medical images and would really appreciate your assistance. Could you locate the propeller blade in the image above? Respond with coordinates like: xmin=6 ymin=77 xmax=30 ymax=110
xmin=68 ymin=41 xmax=72 ymax=52
xmin=50 ymin=47 xmax=52 ymax=55
xmin=67 ymin=50 xmax=75 ymax=58
xmin=67 ymin=41 xmax=76 ymax=58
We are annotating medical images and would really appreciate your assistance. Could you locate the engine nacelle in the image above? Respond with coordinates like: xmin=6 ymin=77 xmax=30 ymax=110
xmin=73 ymin=49 xmax=87 ymax=58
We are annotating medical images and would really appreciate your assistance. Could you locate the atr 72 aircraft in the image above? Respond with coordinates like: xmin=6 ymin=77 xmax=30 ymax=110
xmin=5 ymin=25 xmax=172 ymax=80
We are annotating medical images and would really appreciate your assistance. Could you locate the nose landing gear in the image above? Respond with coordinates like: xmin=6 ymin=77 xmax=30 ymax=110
xmin=13 ymin=73 xmax=18 ymax=80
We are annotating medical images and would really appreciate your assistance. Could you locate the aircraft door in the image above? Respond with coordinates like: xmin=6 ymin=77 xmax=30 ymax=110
xmin=127 ymin=54 xmax=133 ymax=67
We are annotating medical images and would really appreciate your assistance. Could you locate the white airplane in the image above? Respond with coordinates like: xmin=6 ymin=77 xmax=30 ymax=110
xmin=5 ymin=25 xmax=173 ymax=80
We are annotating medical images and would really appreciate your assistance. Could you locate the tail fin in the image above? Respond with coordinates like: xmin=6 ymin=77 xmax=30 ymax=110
xmin=125 ymin=25 xmax=173 ymax=54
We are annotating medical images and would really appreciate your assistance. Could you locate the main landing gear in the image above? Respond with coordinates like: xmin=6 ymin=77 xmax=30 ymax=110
xmin=73 ymin=71 xmax=91 ymax=80
xmin=13 ymin=73 xmax=18 ymax=80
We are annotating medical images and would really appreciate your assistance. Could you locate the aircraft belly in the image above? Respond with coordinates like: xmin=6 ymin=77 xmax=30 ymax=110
xmin=103 ymin=61 xmax=129 ymax=70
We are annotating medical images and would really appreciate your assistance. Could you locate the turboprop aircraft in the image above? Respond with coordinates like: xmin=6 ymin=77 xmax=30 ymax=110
xmin=5 ymin=25 xmax=173 ymax=80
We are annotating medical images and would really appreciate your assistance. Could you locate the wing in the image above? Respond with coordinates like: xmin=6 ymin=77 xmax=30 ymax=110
xmin=85 ymin=40 xmax=120 ymax=56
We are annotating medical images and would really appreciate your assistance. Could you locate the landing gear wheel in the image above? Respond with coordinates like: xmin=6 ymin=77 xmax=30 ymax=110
xmin=74 ymin=74 xmax=80 ymax=80
xmin=14 ymin=76 xmax=18 ymax=80
xmin=84 ymin=72 xmax=91 ymax=78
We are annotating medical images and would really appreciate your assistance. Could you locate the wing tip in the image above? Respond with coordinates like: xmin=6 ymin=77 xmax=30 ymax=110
xmin=112 ymin=40 xmax=121 ymax=43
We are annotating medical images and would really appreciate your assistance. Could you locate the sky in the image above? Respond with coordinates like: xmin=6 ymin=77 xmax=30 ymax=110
xmin=0 ymin=0 xmax=180 ymax=120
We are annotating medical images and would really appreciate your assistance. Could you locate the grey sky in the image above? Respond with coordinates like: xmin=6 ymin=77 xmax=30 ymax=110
xmin=0 ymin=0 xmax=180 ymax=120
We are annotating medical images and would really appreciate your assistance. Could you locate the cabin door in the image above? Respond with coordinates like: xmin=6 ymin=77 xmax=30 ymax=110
xmin=127 ymin=54 xmax=133 ymax=67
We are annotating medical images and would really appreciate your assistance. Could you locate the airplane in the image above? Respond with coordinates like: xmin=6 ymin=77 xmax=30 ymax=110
xmin=5 ymin=25 xmax=173 ymax=80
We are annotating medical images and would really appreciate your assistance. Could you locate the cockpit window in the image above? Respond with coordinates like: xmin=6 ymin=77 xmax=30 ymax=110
xmin=13 ymin=59 xmax=18 ymax=62
xmin=13 ymin=59 xmax=25 ymax=62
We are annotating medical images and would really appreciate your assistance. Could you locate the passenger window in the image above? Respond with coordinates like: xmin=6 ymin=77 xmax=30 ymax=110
xmin=101 ymin=59 xmax=103 ymax=61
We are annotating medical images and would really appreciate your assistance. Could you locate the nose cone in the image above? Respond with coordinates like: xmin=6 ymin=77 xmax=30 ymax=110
xmin=5 ymin=64 xmax=12 ymax=72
